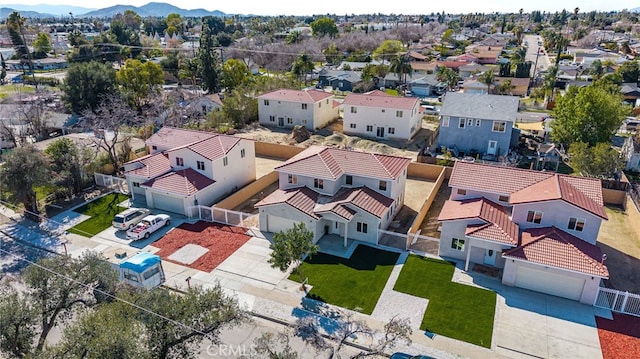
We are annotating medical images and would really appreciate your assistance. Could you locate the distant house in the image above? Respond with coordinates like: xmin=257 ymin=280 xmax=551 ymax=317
xmin=318 ymin=69 xmax=363 ymax=92
xmin=257 ymin=89 xmax=339 ymax=131
xmin=438 ymin=161 xmax=609 ymax=304
xmin=187 ymin=93 xmax=223 ymax=115
xmin=407 ymin=74 xmax=442 ymax=97
xmin=494 ymin=77 xmax=531 ymax=97
xmin=437 ymin=93 xmax=520 ymax=157
xmin=622 ymin=135 xmax=640 ymax=171
xmin=255 ymin=146 xmax=410 ymax=245
xmin=466 ymin=45 xmax=503 ymax=64
xmin=459 ymin=62 xmax=488 ymax=78
xmin=124 ymin=127 xmax=256 ymax=215
xmin=342 ymin=90 xmax=422 ymax=140
xmin=5 ymin=57 xmax=68 ymax=71
xmin=621 ymin=83 xmax=640 ymax=107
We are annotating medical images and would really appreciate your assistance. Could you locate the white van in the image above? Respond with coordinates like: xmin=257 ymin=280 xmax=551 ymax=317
xmin=112 ymin=208 xmax=151 ymax=230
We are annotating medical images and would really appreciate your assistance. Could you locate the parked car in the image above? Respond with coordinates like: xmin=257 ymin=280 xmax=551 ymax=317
xmin=126 ymin=214 xmax=171 ymax=240
xmin=421 ymin=104 xmax=439 ymax=115
xmin=112 ymin=208 xmax=151 ymax=230
xmin=390 ymin=353 xmax=434 ymax=359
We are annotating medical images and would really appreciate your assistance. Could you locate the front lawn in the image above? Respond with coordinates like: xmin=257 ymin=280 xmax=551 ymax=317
xmin=68 ymin=193 xmax=129 ymax=237
xmin=291 ymin=245 xmax=399 ymax=314
xmin=394 ymin=255 xmax=496 ymax=348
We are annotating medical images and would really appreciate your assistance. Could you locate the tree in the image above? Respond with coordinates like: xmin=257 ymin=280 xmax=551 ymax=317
xmin=568 ymin=142 xmax=623 ymax=178
xmin=116 ymin=59 xmax=165 ymax=111
xmin=494 ymin=78 xmax=513 ymax=95
xmin=32 ymin=33 xmax=52 ymax=58
xmin=0 ymin=146 xmax=50 ymax=220
xmin=435 ymin=66 xmax=460 ymax=92
xmin=478 ymin=69 xmax=495 ymax=94
xmin=291 ymin=53 xmax=314 ymax=85
xmin=198 ymin=22 xmax=222 ymax=93
xmin=310 ymin=17 xmax=338 ymax=38
xmin=590 ymin=59 xmax=604 ymax=80
xmin=253 ymin=331 xmax=299 ymax=359
xmin=166 ymin=13 xmax=184 ymax=36
xmin=61 ymin=61 xmax=117 ymax=114
xmin=551 ymin=85 xmax=629 ymax=147
xmin=6 ymin=11 xmax=35 ymax=84
xmin=268 ymin=222 xmax=318 ymax=283
xmin=373 ymin=40 xmax=404 ymax=63
xmin=389 ymin=55 xmax=412 ymax=88
xmin=45 ymin=138 xmax=93 ymax=198
xmin=0 ymin=53 xmax=6 ymax=84
xmin=0 ymin=289 xmax=37 ymax=357
xmin=179 ymin=57 xmax=200 ymax=87
xmin=221 ymin=58 xmax=251 ymax=91
xmin=616 ymin=60 xmax=639 ymax=83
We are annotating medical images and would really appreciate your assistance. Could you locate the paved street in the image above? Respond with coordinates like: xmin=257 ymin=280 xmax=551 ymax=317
xmin=524 ymin=34 xmax=551 ymax=77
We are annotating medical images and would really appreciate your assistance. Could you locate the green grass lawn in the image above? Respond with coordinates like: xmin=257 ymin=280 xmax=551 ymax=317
xmin=290 ymin=245 xmax=399 ymax=314
xmin=68 ymin=193 xmax=129 ymax=237
xmin=384 ymin=89 xmax=400 ymax=96
xmin=394 ymin=255 xmax=496 ymax=348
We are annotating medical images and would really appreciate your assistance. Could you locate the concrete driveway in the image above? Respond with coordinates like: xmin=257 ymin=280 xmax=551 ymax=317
xmin=493 ymin=285 xmax=602 ymax=359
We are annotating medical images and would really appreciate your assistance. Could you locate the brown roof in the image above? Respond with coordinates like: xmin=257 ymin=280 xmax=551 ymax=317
xmin=169 ymin=135 xmax=241 ymax=161
xmin=438 ymin=198 xmax=519 ymax=245
xmin=141 ymin=168 xmax=215 ymax=196
xmin=510 ymin=175 xmax=607 ymax=219
xmin=275 ymin=145 xmax=411 ymax=180
xmin=450 ymin=162 xmax=605 ymax=218
xmin=411 ymin=62 xmax=437 ymax=72
xmin=467 ymin=45 xmax=503 ymax=59
xmin=342 ymin=92 xmax=419 ymax=110
xmin=257 ymin=88 xmax=333 ymax=103
xmin=503 ymin=227 xmax=609 ymax=277
xmin=124 ymin=152 xmax=171 ymax=178
xmin=256 ymin=186 xmax=393 ymax=220
xmin=494 ymin=77 xmax=530 ymax=96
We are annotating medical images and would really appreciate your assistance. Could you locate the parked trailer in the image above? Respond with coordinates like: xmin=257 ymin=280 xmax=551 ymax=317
xmin=108 ymin=251 xmax=166 ymax=289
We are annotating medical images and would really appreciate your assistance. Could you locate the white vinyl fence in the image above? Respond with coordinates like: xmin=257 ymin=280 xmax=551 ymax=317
xmin=94 ymin=173 xmax=128 ymax=194
xmin=187 ymin=205 xmax=255 ymax=227
xmin=594 ymin=287 xmax=640 ymax=317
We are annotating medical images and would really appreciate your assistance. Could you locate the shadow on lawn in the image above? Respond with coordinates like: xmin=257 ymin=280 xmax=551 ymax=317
xmin=305 ymin=244 xmax=399 ymax=270
xmin=598 ymin=242 xmax=640 ymax=294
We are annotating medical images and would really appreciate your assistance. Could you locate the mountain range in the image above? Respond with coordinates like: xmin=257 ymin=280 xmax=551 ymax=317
xmin=0 ymin=2 xmax=227 ymax=19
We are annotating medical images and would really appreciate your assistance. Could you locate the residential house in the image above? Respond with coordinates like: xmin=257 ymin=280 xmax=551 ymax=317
xmin=5 ymin=57 xmax=68 ymax=71
xmin=255 ymin=146 xmax=410 ymax=245
xmin=621 ymin=83 xmax=640 ymax=107
xmin=342 ymin=90 xmax=422 ymax=140
xmin=410 ymin=61 xmax=437 ymax=74
xmin=622 ymin=135 xmax=640 ymax=171
xmin=466 ymin=45 xmax=503 ymax=64
xmin=454 ymin=54 xmax=479 ymax=64
xmin=318 ymin=69 xmax=363 ymax=91
xmin=459 ymin=63 xmax=488 ymax=78
xmin=437 ymin=93 xmax=520 ymax=157
xmin=407 ymin=74 xmax=442 ymax=97
xmin=257 ymin=89 xmax=339 ymax=131
xmin=461 ymin=79 xmax=491 ymax=94
xmin=438 ymin=161 xmax=609 ymax=304
xmin=187 ymin=93 xmax=223 ymax=115
xmin=124 ymin=127 xmax=256 ymax=215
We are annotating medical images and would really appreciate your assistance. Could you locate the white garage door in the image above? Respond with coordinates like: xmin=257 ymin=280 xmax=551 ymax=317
xmin=152 ymin=193 xmax=184 ymax=215
xmin=267 ymin=215 xmax=299 ymax=234
xmin=515 ymin=266 xmax=585 ymax=301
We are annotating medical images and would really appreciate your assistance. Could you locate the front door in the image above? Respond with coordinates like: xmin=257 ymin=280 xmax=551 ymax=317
xmin=487 ymin=140 xmax=497 ymax=155
xmin=376 ymin=127 xmax=385 ymax=137
xmin=278 ymin=117 xmax=284 ymax=127
xmin=483 ymin=248 xmax=496 ymax=266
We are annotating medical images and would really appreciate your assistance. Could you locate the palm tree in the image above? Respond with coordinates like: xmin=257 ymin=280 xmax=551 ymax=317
xmin=390 ymin=55 xmax=412 ymax=91
xmin=478 ymin=69 xmax=495 ymax=94
xmin=291 ymin=52 xmax=314 ymax=86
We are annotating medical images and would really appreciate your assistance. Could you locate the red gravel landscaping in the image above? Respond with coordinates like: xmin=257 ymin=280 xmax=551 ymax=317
xmin=597 ymin=313 xmax=640 ymax=359
xmin=154 ymin=221 xmax=250 ymax=272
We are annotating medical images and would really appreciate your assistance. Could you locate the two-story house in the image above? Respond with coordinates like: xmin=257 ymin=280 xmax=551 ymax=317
xmin=255 ymin=146 xmax=411 ymax=246
xmin=342 ymin=90 xmax=422 ymax=141
xmin=257 ymin=89 xmax=339 ymax=131
xmin=437 ymin=93 xmax=520 ymax=158
xmin=123 ymin=127 xmax=256 ymax=215
xmin=437 ymin=161 xmax=609 ymax=303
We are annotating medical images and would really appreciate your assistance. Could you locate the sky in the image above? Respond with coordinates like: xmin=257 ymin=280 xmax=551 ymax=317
xmin=8 ymin=0 xmax=640 ymax=16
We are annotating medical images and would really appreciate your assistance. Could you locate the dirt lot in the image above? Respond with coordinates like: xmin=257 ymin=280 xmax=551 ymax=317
xmin=598 ymin=198 xmax=640 ymax=293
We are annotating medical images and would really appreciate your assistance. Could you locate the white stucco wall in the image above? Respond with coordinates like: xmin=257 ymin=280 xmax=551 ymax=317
xmin=343 ymin=103 xmax=421 ymax=140
xmin=438 ymin=220 xmax=511 ymax=268
xmin=258 ymin=97 xmax=338 ymax=130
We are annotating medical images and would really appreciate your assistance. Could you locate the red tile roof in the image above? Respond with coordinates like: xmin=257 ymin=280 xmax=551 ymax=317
xmin=342 ymin=92 xmax=419 ymax=110
xmin=503 ymin=227 xmax=609 ymax=277
xmin=450 ymin=162 xmax=605 ymax=219
xmin=141 ymin=168 xmax=215 ymax=196
xmin=257 ymin=89 xmax=333 ymax=103
xmin=169 ymin=135 xmax=241 ymax=161
xmin=276 ymin=145 xmax=410 ymax=180
xmin=255 ymin=187 xmax=320 ymax=219
xmin=146 ymin=127 xmax=217 ymax=150
xmin=124 ymin=153 xmax=171 ymax=178
xmin=438 ymin=198 xmax=519 ymax=245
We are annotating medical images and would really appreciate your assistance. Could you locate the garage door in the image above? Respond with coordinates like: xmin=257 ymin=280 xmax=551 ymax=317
xmin=152 ymin=193 xmax=184 ymax=215
xmin=267 ymin=215 xmax=298 ymax=234
xmin=515 ymin=266 xmax=585 ymax=301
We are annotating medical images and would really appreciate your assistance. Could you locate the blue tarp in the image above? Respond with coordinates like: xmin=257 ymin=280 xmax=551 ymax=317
xmin=120 ymin=252 xmax=161 ymax=273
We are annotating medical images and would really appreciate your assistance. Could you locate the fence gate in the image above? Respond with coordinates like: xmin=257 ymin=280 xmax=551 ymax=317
xmin=594 ymin=287 xmax=640 ymax=317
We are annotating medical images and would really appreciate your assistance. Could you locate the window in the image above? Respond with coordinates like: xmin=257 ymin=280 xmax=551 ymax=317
xmin=288 ymin=174 xmax=298 ymax=185
xmin=346 ymin=175 xmax=353 ymax=185
xmin=176 ymin=157 xmax=184 ymax=166
xmin=396 ymin=110 xmax=403 ymax=117
xmin=123 ymin=271 xmax=139 ymax=282
xmin=132 ymin=182 xmax=140 ymax=188
xmin=314 ymin=178 xmax=324 ymax=189
xmin=366 ymin=125 xmax=373 ymax=132
xmin=526 ymin=210 xmax=543 ymax=224
xmin=475 ymin=119 xmax=481 ymax=127
xmin=197 ymin=161 xmax=205 ymax=170
xmin=319 ymin=102 xmax=322 ymax=108
xmin=301 ymin=119 xmax=307 ymax=125
xmin=379 ymin=180 xmax=387 ymax=191
xmin=467 ymin=118 xmax=473 ymax=127
xmin=498 ymin=195 xmax=509 ymax=202
xmin=357 ymin=222 xmax=368 ymax=233
xmin=241 ymin=149 xmax=246 ymax=158
xmin=287 ymin=117 xmax=293 ymax=124
xmin=349 ymin=123 xmax=356 ymax=129
xmin=459 ymin=118 xmax=466 ymax=128
xmin=442 ymin=116 xmax=449 ymax=127
xmin=457 ymin=189 xmax=466 ymax=195
xmin=326 ymin=99 xmax=329 ymax=104
xmin=302 ymin=103 xmax=308 ymax=110
xmin=451 ymin=238 xmax=465 ymax=251
xmin=269 ymin=115 xmax=275 ymax=122
xmin=492 ymin=121 xmax=506 ymax=132
xmin=351 ymin=106 xmax=357 ymax=113
xmin=568 ymin=217 xmax=585 ymax=232
xmin=151 ymin=145 xmax=157 ymax=150
xmin=143 ymin=267 xmax=160 ymax=280
xmin=388 ymin=127 xmax=395 ymax=134
xmin=264 ymin=100 xmax=269 ymax=106
xmin=381 ymin=109 xmax=385 ymax=113
xmin=223 ymin=157 xmax=228 ymax=166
